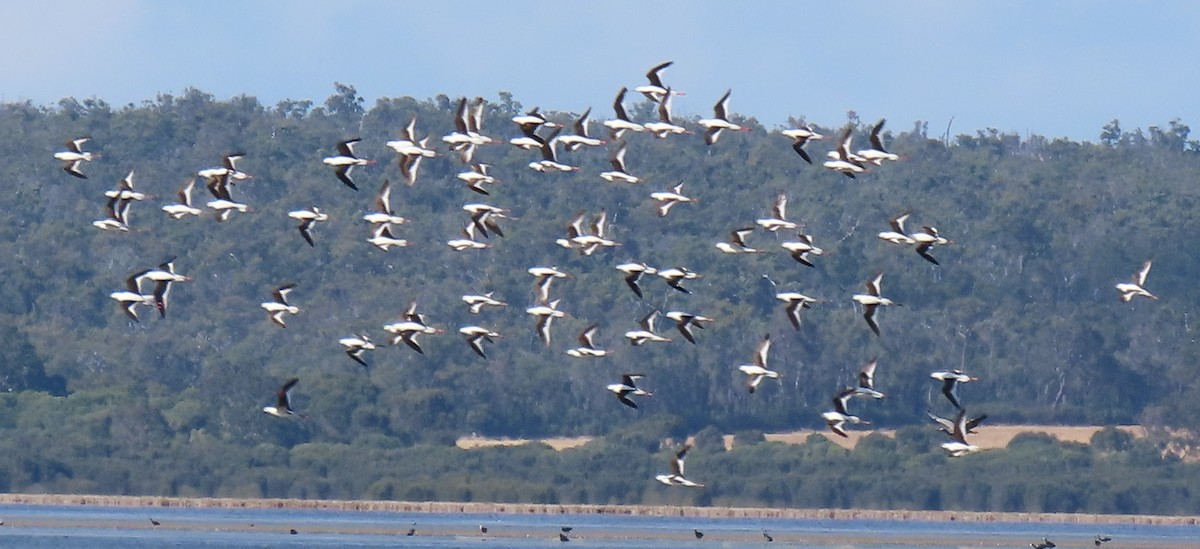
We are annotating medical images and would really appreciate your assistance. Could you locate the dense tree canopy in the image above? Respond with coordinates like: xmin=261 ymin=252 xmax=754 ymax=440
xmin=2 ymin=85 xmax=1199 ymax=511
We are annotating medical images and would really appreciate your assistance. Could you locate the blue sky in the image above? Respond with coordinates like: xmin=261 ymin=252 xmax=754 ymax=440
xmin=5 ymin=1 xmax=1198 ymax=141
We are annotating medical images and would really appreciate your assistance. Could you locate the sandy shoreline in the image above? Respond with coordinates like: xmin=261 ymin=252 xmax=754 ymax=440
xmin=0 ymin=493 xmax=1195 ymax=526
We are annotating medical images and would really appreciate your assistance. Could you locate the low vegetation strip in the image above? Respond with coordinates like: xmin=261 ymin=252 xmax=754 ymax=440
xmin=0 ymin=493 xmax=1195 ymax=525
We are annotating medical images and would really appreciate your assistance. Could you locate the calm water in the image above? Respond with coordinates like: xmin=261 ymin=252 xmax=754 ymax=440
xmin=0 ymin=504 xmax=1194 ymax=548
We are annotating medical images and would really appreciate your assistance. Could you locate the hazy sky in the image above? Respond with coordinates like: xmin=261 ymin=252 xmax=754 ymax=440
xmin=5 ymin=1 xmax=1198 ymax=141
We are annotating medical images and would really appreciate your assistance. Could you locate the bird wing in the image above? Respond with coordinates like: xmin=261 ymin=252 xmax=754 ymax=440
xmin=859 ymin=360 xmax=877 ymax=389
xmin=277 ymin=378 xmax=299 ymax=411
xmin=916 ymin=243 xmax=940 ymax=265
xmin=754 ymin=334 xmax=771 ymax=368
xmin=610 ymin=141 xmax=628 ymax=172
xmin=713 ymin=89 xmax=731 ymax=120
xmin=465 ymin=334 xmax=487 ymax=358
xmin=863 ymin=305 xmax=881 ymax=337
xmin=535 ymin=314 xmax=554 ymax=346
xmin=869 ymin=118 xmax=888 ymax=152
xmin=336 ymin=139 xmax=360 ymax=158
xmin=1135 ymin=260 xmax=1152 ymax=286
xmin=401 ymin=332 xmax=425 ymax=354
xmin=334 ymin=165 xmax=359 ymax=190
xmin=784 ymin=301 xmax=802 ymax=331
xmin=579 ymin=324 xmax=599 ymax=348
xmin=773 ymin=194 xmax=788 ymax=220
xmin=298 ymin=219 xmax=316 ymax=247
xmin=866 ymin=273 xmax=883 ymax=296
xmin=624 ymin=273 xmax=644 ymax=299
xmin=453 ymin=97 xmax=469 ymax=133
xmin=645 ymin=61 xmax=672 ymax=88
xmin=273 ymin=284 xmax=296 ymax=306
xmin=675 ymin=316 xmax=696 ymax=344
xmin=926 ymin=410 xmax=954 ymax=431
xmin=942 ymin=378 xmax=963 ymax=410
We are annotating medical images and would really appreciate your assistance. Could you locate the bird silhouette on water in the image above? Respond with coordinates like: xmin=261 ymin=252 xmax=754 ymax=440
xmin=1031 ymin=538 xmax=1056 ymax=549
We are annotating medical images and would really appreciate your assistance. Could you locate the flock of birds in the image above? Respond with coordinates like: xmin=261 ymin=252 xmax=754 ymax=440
xmin=50 ymin=61 xmax=1160 ymax=527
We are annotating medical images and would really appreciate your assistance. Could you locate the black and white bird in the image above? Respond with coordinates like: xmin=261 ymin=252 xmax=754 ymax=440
xmin=715 ymin=227 xmax=764 ymax=254
xmin=782 ymin=125 xmax=823 ymax=164
xmin=54 ymin=136 xmax=98 ymax=178
xmin=288 ymin=207 xmax=329 ymax=247
xmin=338 ymin=333 xmax=377 ymax=367
xmin=624 ymin=310 xmax=673 ymax=345
xmin=930 ymin=370 xmax=978 ymax=410
xmin=822 ymin=386 xmax=869 ymax=437
xmin=655 ymin=444 xmax=703 ymax=487
xmin=262 ymin=378 xmax=301 ymax=418
xmin=775 ymin=292 xmax=820 ymax=331
xmin=823 ymin=127 xmax=866 ymax=178
xmin=781 ymin=233 xmax=824 ymax=267
xmin=656 ymin=267 xmax=701 ymax=294
xmin=162 ymin=178 xmax=203 ymax=219
xmin=383 ymin=302 xmax=443 ymax=354
xmin=755 ymin=193 xmax=798 ymax=232
xmin=852 ymin=272 xmax=900 ymax=337
xmin=856 ymin=118 xmax=899 ymax=164
xmin=854 ymin=359 xmax=886 ymax=399
xmin=643 ymin=87 xmax=689 ymax=138
xmin=528 ymin=266 xmax=571 ymax=303
xmin=941 ymin=409 xmax=981 ymax=457
xmin=462 ymin=292 xmax=507 ymax=314
xmin=698 ymin=89 xmax=749 ymax=145
xmin=558 ymin=107 xmax=606 ymax=151
xmin=567 ymin=324 xmax=608 ymax=358
xmin=362 ymin=179 xmax=409 ymax=226
xmin=737 ymin=334 xmax=779 ymax=393
xmin=137 ymin=256 xmax=192 ymax=318
xmin=459 ymin=325 xmax=501 ymax=358
xmin=260 ymin=283 xmax=299 ymax=328
xmin=616 ymin=262 xmax=657 ymax=299
xmin=635 ymin=61 xmax=683 ymax=102
xmin=911 ymin=225 xmax=952 ymax=265
xmin=197 ymin=152 xmax=250 ymax=187
xmin=599 ymin=140 xmax=639 ymax=184
xmin=607 ymin=374 xmax=652 ymax=409
xmin=1116 ymin=260 xmax=1157 ymax=302
xmin=109 ymin=269 xmax=155 ymax=321
xmin=322 ymin=138 xmax=372 ymax=190
xmin=878 ymin=212 xmax=915 ymax=245
xmin=528 ymin=127 xmax=577 ymax=173
xmin=650 ymin=182 xmax=696 ymax=217
xmin=602 ymin=87 xmax=645 ymax=140
xmin=526 ymin=299 xmax=567 ymax=346
xmin=665 ymin=311 xmax=714 ymax=344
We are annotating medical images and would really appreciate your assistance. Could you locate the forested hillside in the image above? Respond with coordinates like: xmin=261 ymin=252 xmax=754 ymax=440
xmin=1 ymin=86 xmax=1199 ymax=510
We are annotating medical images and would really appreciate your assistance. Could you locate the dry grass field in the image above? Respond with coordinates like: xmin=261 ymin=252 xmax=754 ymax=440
xmin=457 ymin=425 xmax=1149 ymax=452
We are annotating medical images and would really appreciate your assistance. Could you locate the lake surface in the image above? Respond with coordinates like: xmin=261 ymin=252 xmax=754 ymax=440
xmin=0 ymin=504 xmax=1194 ymax=547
